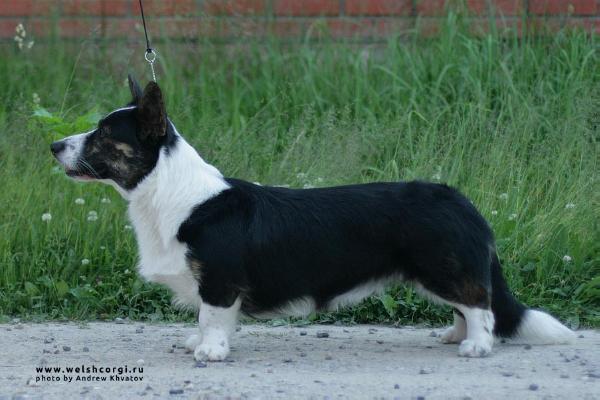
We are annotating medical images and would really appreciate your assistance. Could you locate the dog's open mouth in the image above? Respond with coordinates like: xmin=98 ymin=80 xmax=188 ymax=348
xmin=65 ymin=168 xmax=94 ymax=180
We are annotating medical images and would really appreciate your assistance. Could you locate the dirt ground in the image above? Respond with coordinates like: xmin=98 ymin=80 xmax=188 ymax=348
xmin=0 ymin=322 xmax=598 ymax=399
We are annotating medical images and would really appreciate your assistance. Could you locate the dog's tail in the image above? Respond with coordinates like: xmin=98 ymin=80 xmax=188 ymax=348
xmin=490 ymin=252 xmax=575 ymax=344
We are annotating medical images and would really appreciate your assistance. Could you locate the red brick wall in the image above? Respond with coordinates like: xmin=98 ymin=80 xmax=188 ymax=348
xmin=1 ymin=0 xmax=598 ymax=41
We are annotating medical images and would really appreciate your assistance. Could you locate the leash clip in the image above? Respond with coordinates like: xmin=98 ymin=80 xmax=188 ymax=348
xmin=145 ymin=48 xmax=157 ymax=82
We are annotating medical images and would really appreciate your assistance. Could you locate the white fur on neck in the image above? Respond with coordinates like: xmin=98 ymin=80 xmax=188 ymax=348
xmin=129 ymin=128 xmax=229 ymax=249
xmin=127 ymin=126 xmax=229 ymax=301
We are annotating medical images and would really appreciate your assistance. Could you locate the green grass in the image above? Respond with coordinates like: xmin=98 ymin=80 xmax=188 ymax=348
xmin=0 ymin=18 xmax=598 ymax=327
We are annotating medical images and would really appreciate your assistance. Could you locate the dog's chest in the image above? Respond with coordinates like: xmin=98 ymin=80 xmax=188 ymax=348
xmin=129 ymin=203 xmax=201 ymax=308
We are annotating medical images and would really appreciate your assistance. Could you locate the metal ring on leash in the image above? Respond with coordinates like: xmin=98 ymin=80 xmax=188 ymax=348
xmin=145 ymin=49 xmax=156 ymax=63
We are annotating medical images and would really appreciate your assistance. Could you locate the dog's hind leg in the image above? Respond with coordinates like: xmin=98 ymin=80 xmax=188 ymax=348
xmin=440 ymin=311 xmax=467 ymax=344
xmin=454 ymin=305 xmax=495 ymax=357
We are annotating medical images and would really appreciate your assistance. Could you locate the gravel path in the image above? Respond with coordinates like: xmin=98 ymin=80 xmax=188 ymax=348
xmin=0 ymin=322 xmax=598 ymax=399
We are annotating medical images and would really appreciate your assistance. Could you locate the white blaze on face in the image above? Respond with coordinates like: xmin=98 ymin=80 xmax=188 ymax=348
xmin=54 ymin=131 xmax=91 ymax=170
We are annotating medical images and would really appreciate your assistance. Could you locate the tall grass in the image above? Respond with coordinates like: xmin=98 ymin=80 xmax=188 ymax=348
xmin=0 ymin=19 xmax=598 ymax=326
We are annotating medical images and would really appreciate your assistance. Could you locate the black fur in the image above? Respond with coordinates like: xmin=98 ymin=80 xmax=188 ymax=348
xmin=177 ymin=178 xmax=525 ymax=336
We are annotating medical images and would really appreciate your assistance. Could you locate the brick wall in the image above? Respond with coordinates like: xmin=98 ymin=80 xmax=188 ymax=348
xmin=1 ymin=1 xmax=598 ymax=41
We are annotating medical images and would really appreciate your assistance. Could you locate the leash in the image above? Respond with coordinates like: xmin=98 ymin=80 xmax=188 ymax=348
xmin=138 ymin=0 xmax=157 ymax=82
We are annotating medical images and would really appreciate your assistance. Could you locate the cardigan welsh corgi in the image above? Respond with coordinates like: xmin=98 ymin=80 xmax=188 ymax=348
xmin=50 ymin=76 xmax=575 ymax=361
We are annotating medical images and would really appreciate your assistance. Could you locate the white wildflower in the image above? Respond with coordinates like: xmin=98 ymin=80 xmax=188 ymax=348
xmin=499 ymin=193 xmax=509 ymax=200
xmin=51 ymin=165 xmax=61 ymax=174
xmin=32 ymin=92 xmax=40 ymax=105
xmin=87 ymin=211 xmax=98 ymax=222
xmin=303 ymin=184 xmax=315 ymax=189
xmin=81 ymin=259 xmax=90 ymax=266
xmin=124 ymin=269 xmax=130 ymax=274
xmin=296 ymin=172 xmax=307 ymax=180
xmin=100 ymin=197 xmax=111 ymax=204
xmin=491 ymin=210 xmax=498 ymax=216
xmin=562 ymin=255 xmax=572 ymax=263
xmin=16 ymin=23 xmax=24 ymax=34
xmin=100 ymin=246 xmax=106 ymax=250
xmin=124 ymin=224 xmax=132 ymax=230
xmin=431 ymin=166 xmax=442 ymax=181
xmin=74 ymin=198 xmax=85 ymax=205
xmin=41 ymin=213 xmax=52 ymax=222
xmin=508 ymin=213 xmax=517 ymax=221
xmin=565 ymin=203 xmax=575 ymax=209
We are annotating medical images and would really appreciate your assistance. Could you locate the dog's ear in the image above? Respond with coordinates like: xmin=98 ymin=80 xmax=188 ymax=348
xmin=128 ymin=74 xmax=143 ymax=105
xmin=137 ymin=81 xmax=167 ymax=140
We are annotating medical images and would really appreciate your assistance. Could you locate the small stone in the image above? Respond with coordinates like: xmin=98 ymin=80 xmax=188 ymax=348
xmin=167 ymin=348 xmax=174 ymax=353
xmin=267 ymin=369 xmax=273 ymax=373
xmin=136 ymin=359 xmax=144 ymax=366
xmin=53 ymin=350 xmax=59 ymax=354
xmin=250 ymin=373 xmax=257 ymax=378
xmin=528 ymin=384 xmax=539 ymax=391
xmin=316 ymin=332 xmax=329 ymax=338
xmin=299 ymin=352 xmax=307 ymax=357
xmin=587 ymin=372 xmax=600 ymax=379
xmin=578 ymin=334 xmax=584 ymax=338
xmin=82 ymin=347 xmax=89 ymax=352
xmin=283 ymin=358 xmax=293 ymax=363
xmin=145 ymin=385 xmax=153 ymax=391
xmin=43 ymin=349 xmax=51 ymax=354
xmin=44 ymin=337 xmax=54 ymax=344
xmin=524 ymin=344 xmax=532 ymax=350
xmin=325 ymin=355 xmax=333 ymax=360
xmin=394 ymin=384 xmax=400 ymax=389
xmin=501 ymin=372 xmax=514 ymax=377
xmin=62 ymin=346 xmax=71 ymax=352
xmin=169 ymin=388 xmax=184 ymax=395
xmin=419 ymin=368 xmax=432 ymax=375
xmin=376 ymin=340 xmax=384 ymax=344
xmin=429 ymin=331 xmax=437 ymax=337
xmin=416 ymin=396 xmax=426 ymax=400
xmin=115 ymin=317 xmax=125 ymax=324
xmin=560 ymin=374 xmax=569 ymax=379
xmin=368 ymin=328 xmax=377 ymax=334
xmin=236 ymin=326 xmax=242 ymax=332
xmin=135 ymin=328 xmax=144 ymax=334
xmin=299 ymin=331 xmax=307 ymax=336
xmin=194 ymin=361 xmax=207 ymax=368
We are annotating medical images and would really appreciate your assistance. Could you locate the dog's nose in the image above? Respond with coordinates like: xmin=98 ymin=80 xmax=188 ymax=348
xmin=50 ymin=141 xmax=65 ymax=155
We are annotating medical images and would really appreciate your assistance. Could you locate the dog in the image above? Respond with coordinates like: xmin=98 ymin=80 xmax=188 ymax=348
xmin=51 ymin=76 xmax=575 ymax=361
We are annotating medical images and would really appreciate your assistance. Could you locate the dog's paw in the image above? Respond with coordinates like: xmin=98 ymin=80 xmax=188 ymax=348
xmin=458 ymin=339 xmax=492 ymax=358
xmin=185 ymin=334 xmax=203 ymax=353
xmin=440 ymin=326 xmax=466 ymax=344
xmin=193 ymin=340 xmax=229 ymax=362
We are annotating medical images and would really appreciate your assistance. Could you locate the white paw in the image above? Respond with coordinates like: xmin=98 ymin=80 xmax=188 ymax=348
xmin=458 ymin=339 xmax=492 ymax=358
xmin=440 ymin=326 xmax=466 ymax=344
xmin=184 ymin=334 xmax=203 ymax=353
xmin=193 ymin=340 xmax=229 ymax=361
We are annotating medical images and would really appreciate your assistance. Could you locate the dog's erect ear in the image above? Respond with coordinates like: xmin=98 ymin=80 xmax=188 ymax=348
xmin=128 ymin=74 xmax=143 ymax=105
xmin=137 ymin=81 xmax=167 ymax=140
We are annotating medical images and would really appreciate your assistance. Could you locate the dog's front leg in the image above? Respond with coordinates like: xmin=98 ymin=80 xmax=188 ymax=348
xmin=193 ymin=297 xmax=241 ymax=361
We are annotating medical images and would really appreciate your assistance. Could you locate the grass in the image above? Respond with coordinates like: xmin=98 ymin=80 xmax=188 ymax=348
xmin=0 ymin=18 xmax=598 ymax=327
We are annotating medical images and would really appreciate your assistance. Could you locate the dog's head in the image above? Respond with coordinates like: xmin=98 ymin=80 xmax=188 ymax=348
xmin=50 ymin=75 xmax=174 ymax=192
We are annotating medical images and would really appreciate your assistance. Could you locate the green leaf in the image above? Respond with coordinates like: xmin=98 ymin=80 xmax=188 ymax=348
xmin=55 ymin=280 xmax=69 ymax=298
xmin=379 ymin=293 xmax=397 ymax=317
xmin=24 ymin=282 xmax=39 ymax=296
